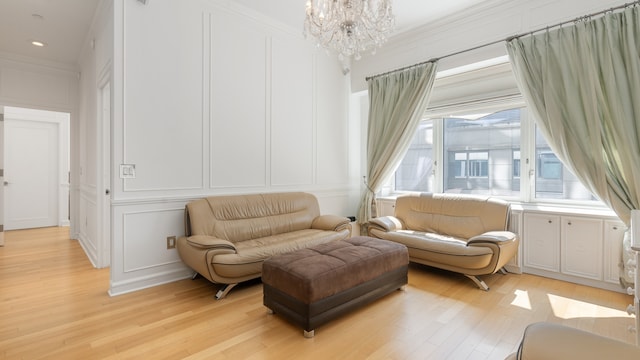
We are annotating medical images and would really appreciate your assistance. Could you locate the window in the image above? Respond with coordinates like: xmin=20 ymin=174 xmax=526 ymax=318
xmin=513 ymin=150 xmax=521 ymax=178
xmin=534 ymin=127 xmax=597 ymax=201
xmin=468 ymin=152 xmax=489 ymax=177
xmin=442 ymin=109 xmax=522 ymax=197
xmin=395 ymin=120 xmax=434 ymax=192
xmin=391 ymin=106 xmax=600 ymax=204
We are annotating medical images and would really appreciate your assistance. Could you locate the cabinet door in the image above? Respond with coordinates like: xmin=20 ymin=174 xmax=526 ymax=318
xmin=561 ymin=217 xmax=603 ymax=280
xmin=375 ymin=199 xmax=396 ymax=217
xmin=524 ymin=213 xmax=560 ymax=272
xmin=603 ymin=220 xmax=626 ymax=284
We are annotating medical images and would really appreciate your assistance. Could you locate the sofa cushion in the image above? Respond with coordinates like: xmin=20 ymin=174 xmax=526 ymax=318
xmin=395 ymin=193 xmax=510 ymax=240
xmin=187 ymin=192 xmax=321 ymax=242
xmin=377 ymin=230 xmax=493 ymax=269
xmin=210 ymin=229 xmax=347 ymax=278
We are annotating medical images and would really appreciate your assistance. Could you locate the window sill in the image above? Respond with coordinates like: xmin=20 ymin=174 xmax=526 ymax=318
xmin=377 ymin=194 xmax=619 ymax=220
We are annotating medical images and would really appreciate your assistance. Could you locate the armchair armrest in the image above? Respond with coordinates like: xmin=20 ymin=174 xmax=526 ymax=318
xmin=184 ymin=235 xmax=237 ymax=254
xmin=468 ymin=231 xmax=517 ymax=245
xmin=311 ymin=215 xmax=351 ymax=232
xmin=368 ymin=216 xmax=403 ymax=232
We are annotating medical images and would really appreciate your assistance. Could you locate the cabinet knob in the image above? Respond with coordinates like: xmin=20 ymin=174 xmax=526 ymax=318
xmin=626 ymin=304 xmax=636 ymax=315
xmin=627 ymin=287 xmax=636 ymax=296
xmin=548 ymin=220 xmax=552 ymax=223
xmin=567 ymin=221 xmax=572 ymax=225
xmin=613 ymin=226 xmax=618 ymax=230
xmin=629 ymin=326 xmax=637 ymax=334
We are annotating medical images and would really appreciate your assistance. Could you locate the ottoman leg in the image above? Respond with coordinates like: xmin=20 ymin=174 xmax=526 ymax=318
xmin=266 ymin=308 xmax=274 ymax=315
xmin=304 ymin=329 xmax=315 ymax=338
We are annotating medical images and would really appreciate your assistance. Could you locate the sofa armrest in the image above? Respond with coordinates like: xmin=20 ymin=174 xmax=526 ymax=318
xmin=311 ymin=215 xmax=351 ymax=232
xmin=511 ymin=322 xmax=640 ymax=360
xmin=184 ymin=235 xmax=237 ymax=253
xmin=468 ymin=231 xmax=517 ymax=245
xmin=368 ymin=216 xmax=403 ymax=232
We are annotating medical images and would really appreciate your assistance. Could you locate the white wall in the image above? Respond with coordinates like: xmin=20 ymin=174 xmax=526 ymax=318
xmin=351 ymin=0 xmax=630 ymax=92
xmin=76 ymin=0 xmax=114 ymax=268
xmin=108 ymin=0 xmax=357 ymax=295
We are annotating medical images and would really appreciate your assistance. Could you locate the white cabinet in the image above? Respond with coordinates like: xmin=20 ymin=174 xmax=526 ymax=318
xmin=376 ymin=198 xmax=396 ymax=217
xmin=523 ymin=211 xmax=625 ymax=291
xmin=603 ymin=220 xmax=626 ymax=284
xmin=523 ymin=213 xmax=560 ymax=272
xmin=561 ymin=217 xmax=603 ymax=280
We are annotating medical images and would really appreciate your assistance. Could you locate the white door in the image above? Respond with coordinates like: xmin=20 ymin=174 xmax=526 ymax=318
xmin=4 ymin=119 xmax=59 ymax=230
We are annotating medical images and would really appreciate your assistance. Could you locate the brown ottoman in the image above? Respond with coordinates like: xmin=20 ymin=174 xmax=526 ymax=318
xmin=262 ymin=236 xmax=409 ymax=337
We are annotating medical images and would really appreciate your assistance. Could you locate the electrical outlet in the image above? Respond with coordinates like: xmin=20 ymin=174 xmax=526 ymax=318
xmin=166 ymin=236 xmax=177 ymax=249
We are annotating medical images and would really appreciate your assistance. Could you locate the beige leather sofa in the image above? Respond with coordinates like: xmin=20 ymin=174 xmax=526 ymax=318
xmin=368 ymin=193 xmax=518 ymax=290
xmin=177 ymin=192 xmax=352 ymax=299
xmin=506 ymin=322 xmax=640 ymax=359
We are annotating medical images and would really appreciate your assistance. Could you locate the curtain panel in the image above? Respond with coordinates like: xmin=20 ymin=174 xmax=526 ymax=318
xmin=357 ymin=62 xmax=438 ymax=226
xmin=506 ymin=6 xmax=640 ymax=226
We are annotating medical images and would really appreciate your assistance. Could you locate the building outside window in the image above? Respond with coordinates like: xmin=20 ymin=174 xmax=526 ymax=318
xmin=392 ymin=107 xmax=600 ymax=203
xmin=443 ymin=109 xmax=521 ymax=196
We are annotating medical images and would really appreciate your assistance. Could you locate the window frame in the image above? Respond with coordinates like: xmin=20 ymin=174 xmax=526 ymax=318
xmin=388 ymin=100 xmax=606 ymax=209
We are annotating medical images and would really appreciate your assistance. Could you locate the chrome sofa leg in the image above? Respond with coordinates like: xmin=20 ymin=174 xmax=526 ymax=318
xmin=465 ymin=274 xmax=489 ymax=291
xmin=215 ymin=283 xmax=238 ymax=300
xmin=191 ymin=272 xmax=199 ymax=280
xmin=499 ymin=268 xmax=508 ymax=275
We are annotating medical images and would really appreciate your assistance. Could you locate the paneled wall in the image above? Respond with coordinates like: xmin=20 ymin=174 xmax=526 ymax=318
xmin=108 ymin=0 xmax=356 ymax=295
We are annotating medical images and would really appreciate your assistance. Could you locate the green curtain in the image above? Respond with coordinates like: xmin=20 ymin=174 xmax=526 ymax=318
xmin=507 ymin=6 xmax=640 ymax=225
xmin=357 ymin=62 xmax=438 ymax=226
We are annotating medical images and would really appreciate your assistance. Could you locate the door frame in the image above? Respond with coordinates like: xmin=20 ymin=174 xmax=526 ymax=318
xmin=97 ymin=67 xmax=112 ymax=268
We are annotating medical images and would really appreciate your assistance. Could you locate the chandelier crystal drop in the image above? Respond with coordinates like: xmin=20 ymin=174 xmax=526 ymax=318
xmin=304 ymin=0 xmax=394 ymax=65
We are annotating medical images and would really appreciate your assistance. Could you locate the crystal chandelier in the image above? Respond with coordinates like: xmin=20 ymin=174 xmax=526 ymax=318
xmin=304 ymin=0 xmax=394 ymax=67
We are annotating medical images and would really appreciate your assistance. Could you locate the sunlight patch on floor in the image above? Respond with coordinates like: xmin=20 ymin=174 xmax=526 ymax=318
xmin=510 ymin=289 xmax=532 ymax=310
xmin=547 ymin=293 xmax=631 ymax=319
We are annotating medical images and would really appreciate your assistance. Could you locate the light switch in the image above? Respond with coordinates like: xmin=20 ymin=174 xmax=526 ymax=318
xmin=120 ymin=164 xmax=136 ymax=179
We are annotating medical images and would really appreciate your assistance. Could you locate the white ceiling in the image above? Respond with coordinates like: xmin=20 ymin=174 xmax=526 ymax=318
xmin=0 ymin=0 xmax=101 ymax=66
xmin=0 ymin=0 xmax=491 ymax=67
xmin=235 ymin=0 xmax=493 ymax=34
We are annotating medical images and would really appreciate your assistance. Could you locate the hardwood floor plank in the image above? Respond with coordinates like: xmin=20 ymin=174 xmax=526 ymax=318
xmin=0 ymin=227 xmax=636 ymax=359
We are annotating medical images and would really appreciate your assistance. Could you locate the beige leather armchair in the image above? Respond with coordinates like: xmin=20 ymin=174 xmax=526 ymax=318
xmin=506 ymin=322 xmax=640 ymax=359
xmin=368 ymin=193 xmax=519 ymax=290
xmin=177 ymin=192 xmax=351 ymax=299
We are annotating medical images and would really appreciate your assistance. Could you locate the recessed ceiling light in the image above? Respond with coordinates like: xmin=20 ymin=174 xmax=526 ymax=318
xmin=31 ymin=40 xmax=46 ymax=47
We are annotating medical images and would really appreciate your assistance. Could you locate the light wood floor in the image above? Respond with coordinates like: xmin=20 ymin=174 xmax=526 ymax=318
xmin=0 ymin=227 xmax=636 ymax=359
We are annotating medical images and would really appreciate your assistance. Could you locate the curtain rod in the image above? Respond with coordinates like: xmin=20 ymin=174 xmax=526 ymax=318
xmin=366 ymin=0 xmax=640 ymax=82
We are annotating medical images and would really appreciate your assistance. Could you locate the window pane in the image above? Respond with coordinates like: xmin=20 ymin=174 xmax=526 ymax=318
xmin=513 ymin=150 xmax=521 ymax=178
xmin=535 ymin=127 xmax=597 ymax=200
xmin=395 ymin=120 xmax=434 ymax=192
xmin=444 ymin=109 xmax=521 ymax=196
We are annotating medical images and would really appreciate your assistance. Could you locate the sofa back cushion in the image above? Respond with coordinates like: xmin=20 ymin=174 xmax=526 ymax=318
xmin=186 ymin=192 xmax=320 ymax=243
xmin=394 ymin=193 xmax=509 ymax=239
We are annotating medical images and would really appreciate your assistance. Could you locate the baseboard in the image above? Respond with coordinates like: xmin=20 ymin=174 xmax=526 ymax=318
xmin=523 ymin=267 xmax=627 ymax=294
xmin=108 ymin=268 xmax=194 ymax=296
